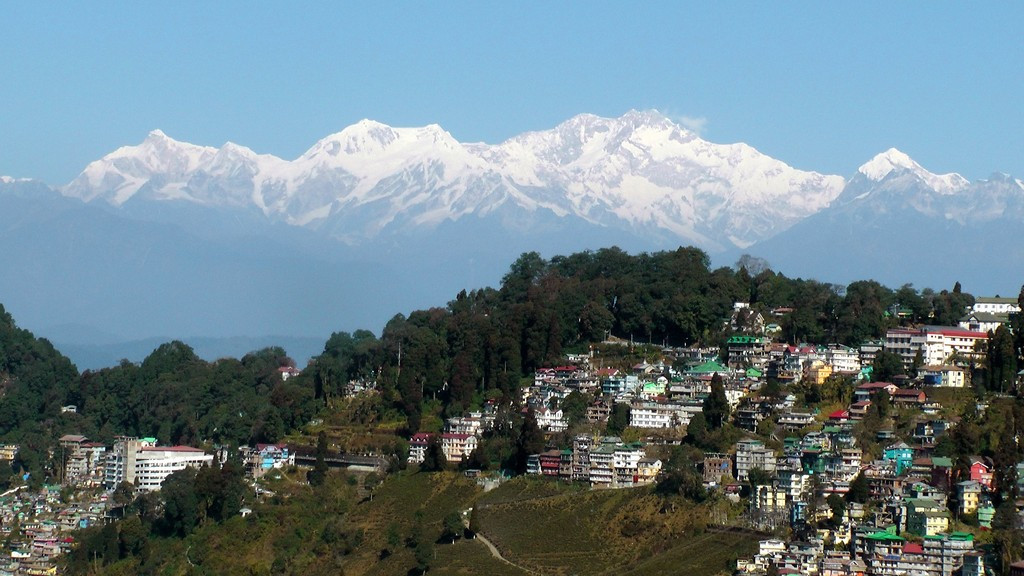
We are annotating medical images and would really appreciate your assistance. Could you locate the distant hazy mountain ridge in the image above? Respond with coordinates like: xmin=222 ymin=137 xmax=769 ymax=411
xmin=749 ymin=147 xmax=1024 ymax=291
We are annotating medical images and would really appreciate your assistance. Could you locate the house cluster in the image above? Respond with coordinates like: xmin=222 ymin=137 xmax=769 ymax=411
xmin=0 ymin=485 xmax=107 ymax=576
xmin=407 ymin=410 xmax=497 ymax=465
xmin=527 ymin=327 xmax=982 ymax=443
xmin=738 ymin=530 xmax=985 ymax=576
xmin=528 ymin=356 xmax=747 ymax=433
xmin=525 ymin=435 xmax=661 ymax=488
xmin=0 ymin=430 xmax=324 ymax=574
xmin=728 ymin=413 xmax=1002 ymax=576
xmin=722 ymin=298 xmax=1005 ymax=386
xmin=396 ymin=296 xmax=1019 ymax=574
xmin=240 ymin=443 xmax=295 ymax=478
xmin=726 ymin=371 xmax=1011 ymax=575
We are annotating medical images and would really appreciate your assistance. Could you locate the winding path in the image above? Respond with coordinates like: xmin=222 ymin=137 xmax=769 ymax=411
xmin=463 ymin=508 xmax=536 ymax=575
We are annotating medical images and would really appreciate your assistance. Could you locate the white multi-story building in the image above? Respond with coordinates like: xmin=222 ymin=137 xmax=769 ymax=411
xmin=440 ymin=433 xmax=478 ymax=463
xmin=885 ymin=326 xmax=987 ymax=368
xmin=587 ymin=438 xmax=646 ymax=487
xmin=920 ymin=365 xmax=967 ymax=388
xmin=104 ymin=437 xmax=148 ymax=488
xmin=445 ymin=415 xmax=483 ymax=436
xmin=535 ymin=408 xmax=568 ymax=432
xmin=134 ymin=447 xmax=214 ymax=492
xmin=629 ymin=403 xmax=674 ymax=429
xmin=778 ymin=412 xmax=815 ymax=429
xmin=104 ymin=437 xmax=212 ymax=491
xmin=971 ymin=297 xmax=1020 ymax=316
xmin=613 ymin=444 xmax=644 ymax=486
xmin=859 ymin=340 xmax=884 ymax=368
xmin=407 ymin=433 xmax=432 ymax=464
xmin=839 ymin=449 xmax=863 ymax=481
xmin=826 ymin=345 xmax=862 ymax=374
xmin=753 ymin=484 xmax=787 ymax=513
xmin=921 ymin=532 xmax=978 ymax=576
xmin=571 ymin=435 xmax=593 ymax=482
xmin=959 ymin=312 xmax=1008 ymax=334
xmin=589 ymin=444 xmax=615 ymax=486
xmin=778 ymin=469 xmax=811 ymax=501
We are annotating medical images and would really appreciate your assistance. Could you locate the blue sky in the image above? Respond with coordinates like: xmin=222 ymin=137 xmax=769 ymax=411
xmin=2 ymin=3 xmax=1022 ymax=184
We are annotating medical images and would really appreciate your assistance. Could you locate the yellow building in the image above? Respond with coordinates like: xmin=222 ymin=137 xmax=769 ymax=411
xmin=805 ymin=361 xmax=833 ymax=386
xmin=907 ymin=498 xmax=950 ymax=536
xmin=958 ymin=480 xmax=982 ymax=515
xmin=0 ymin=444 xmax=18 ymax=461
xmin=636 ymin=458 xmax=662 ymax=485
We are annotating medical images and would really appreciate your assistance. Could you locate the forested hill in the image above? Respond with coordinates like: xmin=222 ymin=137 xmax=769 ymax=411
xmin=0 ymin=245 xmax=986 ymax=486
xmin=0 ymin=303 xmax=79 ymax=476
xmin=308 ymin=246 xmax=980 ymax=432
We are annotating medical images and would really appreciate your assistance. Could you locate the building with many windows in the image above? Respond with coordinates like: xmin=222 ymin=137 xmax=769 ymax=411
xmin=735 ymin=439 xmax=777 ymax=482
xmin=104 ymin=437 xmax=212 ymax=492
xmin=133 ymin=446 xmax=214 ymax=492
xmin=885 ymin=326 xmax=987 ymax=368
xmin=970 ymin=297 xmax=1020 ymax=316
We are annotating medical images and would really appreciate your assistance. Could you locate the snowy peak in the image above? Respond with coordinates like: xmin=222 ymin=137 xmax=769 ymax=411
xmin=132 ymin=130 xmax=216 ymax=169
xmin=303 ymin=120 xmax=460 ymax=161
xmin=857 ymin=148 xmax=918 ymax=180
xmin=63 ymin=130 xmax=221 ymax=204
xmin=857 ymin=147 xmax=969 ymax=194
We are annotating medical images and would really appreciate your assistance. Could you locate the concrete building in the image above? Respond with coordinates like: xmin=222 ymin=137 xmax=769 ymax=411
xmin=133 ymin=446 xmax=214 ymax=492
xmin=104 ymin=437 xmax=212 ymax=492
xmin=703 ymin=453 xmax=733 ymax=484
xmin=735 ymin=439 xmax=777 ymax=482
xmin=920 ymin=365 xmax=967 ymax=388
xmin=971 ymin=297 xmax=1020 ymax=316
xmin=629 ymin=402 xmax=675 ymax=429
xmin=885 ymin=326 xmax=987 ymax=368
xmin=571 ymin=435 xmax=593 ymax=482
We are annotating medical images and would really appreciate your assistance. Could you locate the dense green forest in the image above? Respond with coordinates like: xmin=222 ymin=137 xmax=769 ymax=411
xmin=0 ymin=246 xmax=1011 ymax=484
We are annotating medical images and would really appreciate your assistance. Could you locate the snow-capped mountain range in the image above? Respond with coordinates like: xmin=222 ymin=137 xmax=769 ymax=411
xmin=61 ymin=110 xmax=847 ymax=251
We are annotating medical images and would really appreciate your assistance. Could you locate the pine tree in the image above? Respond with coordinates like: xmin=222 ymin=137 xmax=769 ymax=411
xmin=308 ymin=431 xmax=329 ymax=486
xmin=514 ymin=410 xmax=545 ymax=474
xmin=846 ymin=472 xmax=869 ymax=504
xmin=703 ymin=373 xmax=730 ymax=429
xmin=988 ymin=326 xmax=1017 ymax=394
xmin=420 ymin=436 xmax=447 ymax=473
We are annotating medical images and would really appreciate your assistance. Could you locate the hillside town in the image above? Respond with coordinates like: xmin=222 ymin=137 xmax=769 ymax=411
xmin=2 ymin=297 xmax=1024 ymax=575
xmin=404 ymin=296 xmax=1024 ymax=576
